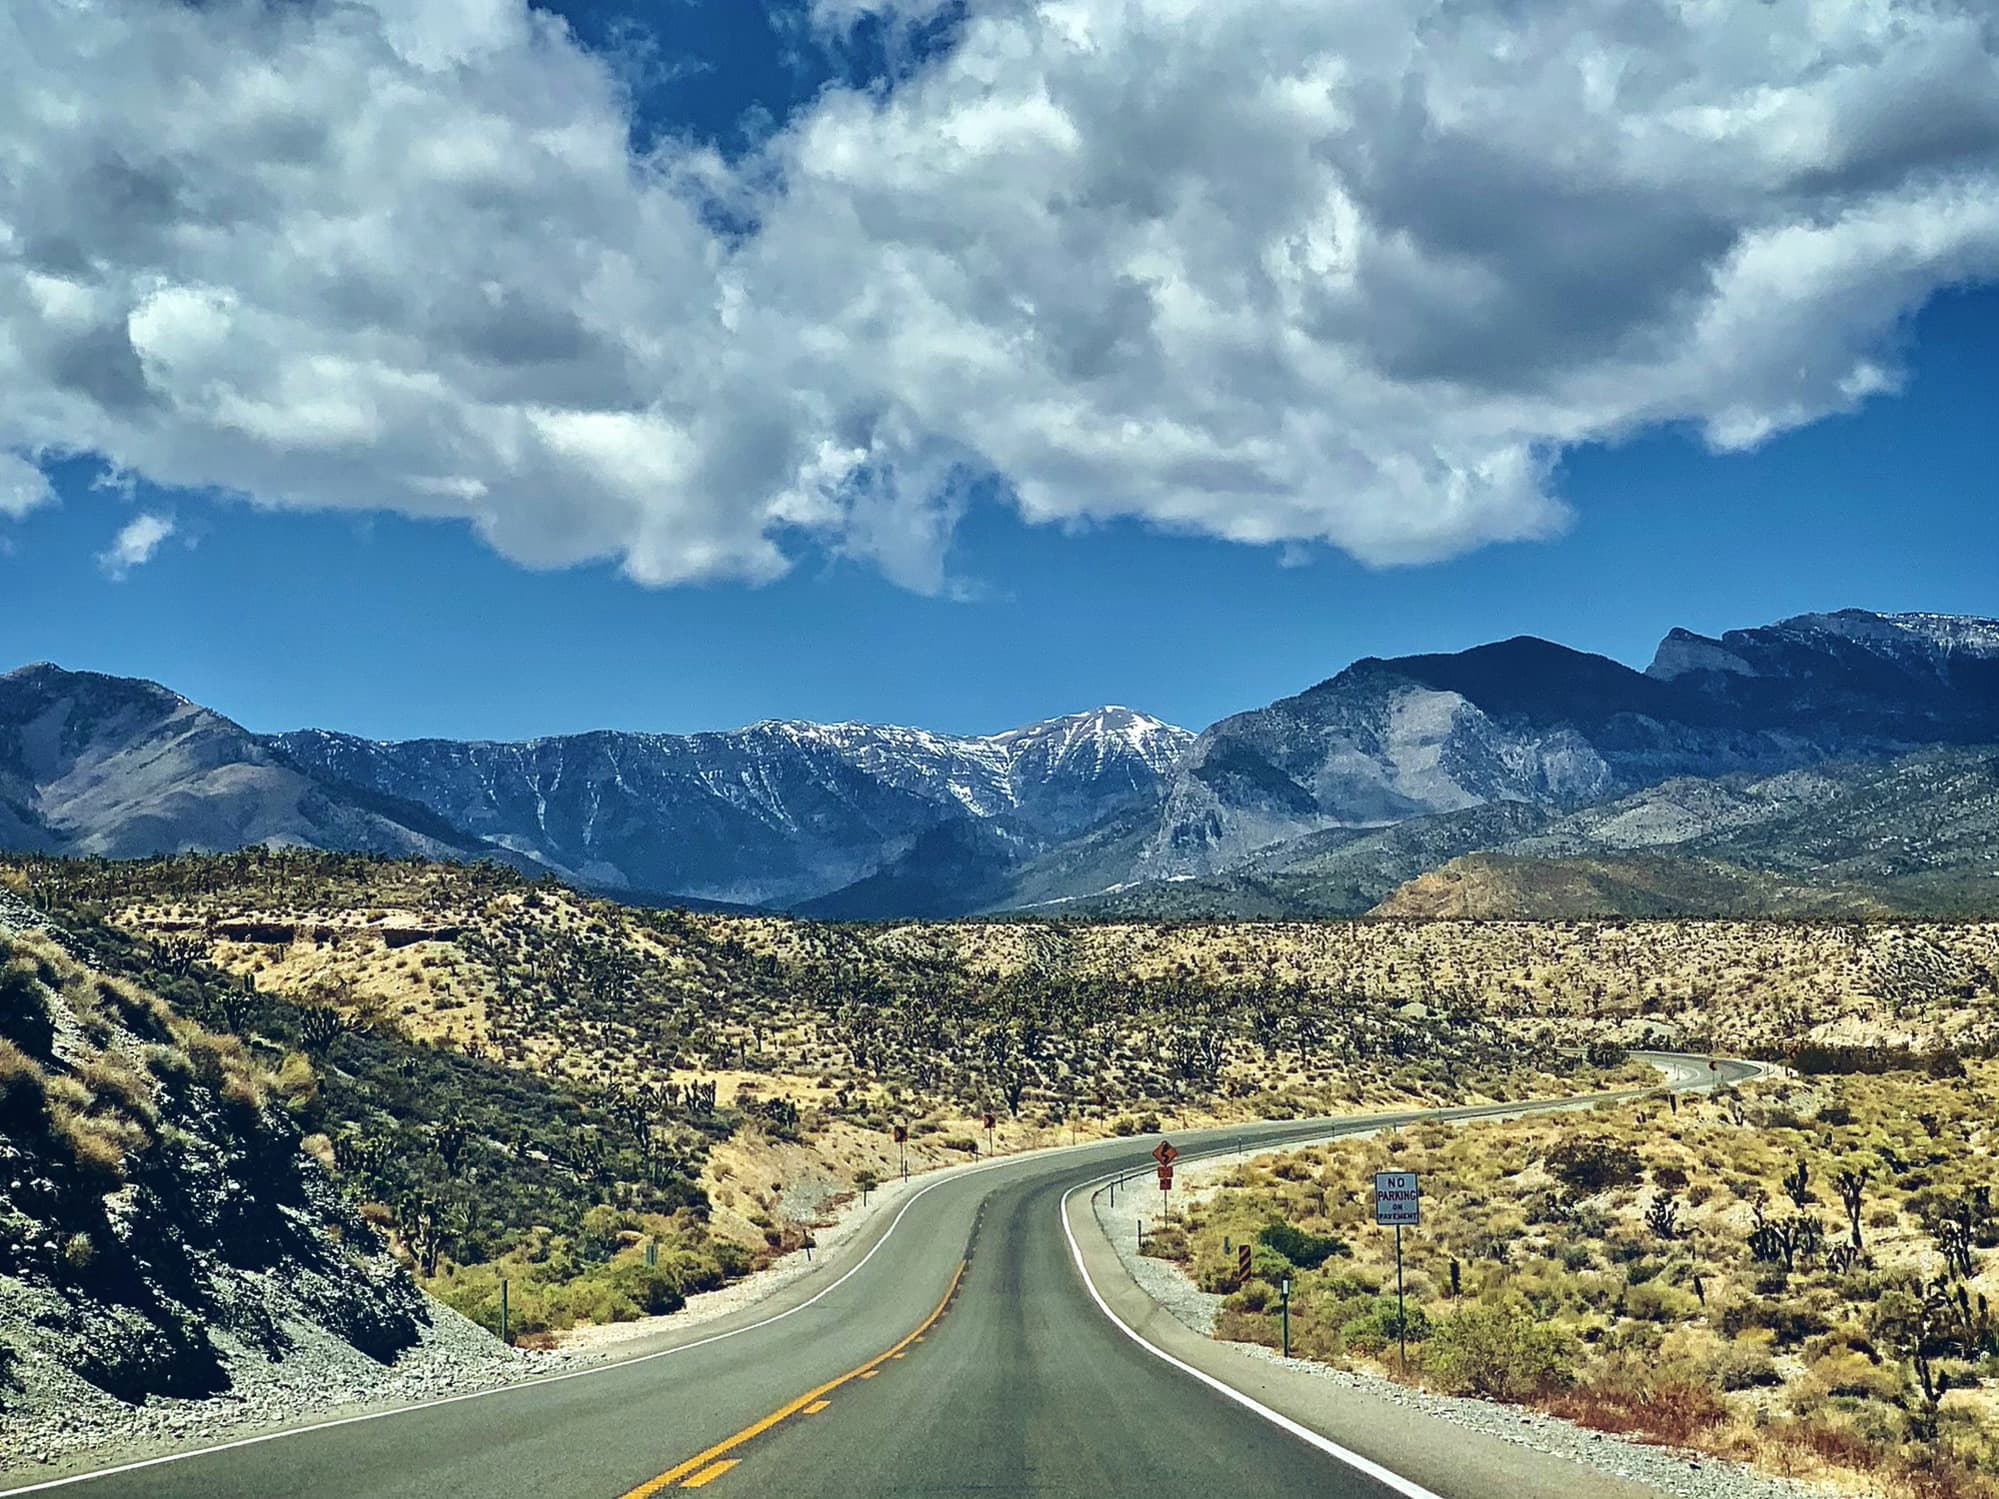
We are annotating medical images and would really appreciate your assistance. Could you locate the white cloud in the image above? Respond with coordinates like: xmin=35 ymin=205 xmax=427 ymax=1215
xmin=98 ymin=512 xmax=175 ymax=580
xmin=0 ymin=451 xmax=54 ymax=518
xmin=1 ymin=0 xmax=1996 ymax=590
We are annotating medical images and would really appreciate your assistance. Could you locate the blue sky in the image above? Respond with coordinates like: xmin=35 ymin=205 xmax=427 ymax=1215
xmin=2 ymin=1 xmax=1995 ymax=741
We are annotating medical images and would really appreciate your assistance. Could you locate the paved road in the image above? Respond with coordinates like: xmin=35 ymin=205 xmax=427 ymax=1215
xmin=10 ymin=1056 xmax=1757 ymax=1499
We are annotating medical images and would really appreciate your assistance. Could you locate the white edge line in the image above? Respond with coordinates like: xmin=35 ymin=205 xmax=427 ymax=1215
xmin=1061 ymin=1160 xmax=1445 ymax=1499
xmin=1055 ymin=1057 xmax=1761 ymax=1499
xmin=0 ymin=1155 xmax=993 ymax=1496
xmin=6 ymin=1056 xmax=1754 ymax=1495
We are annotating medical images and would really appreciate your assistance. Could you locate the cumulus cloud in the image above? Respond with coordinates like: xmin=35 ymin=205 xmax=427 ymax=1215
xmin=1 ymin=0 xmax=1996 ymax=589
xmin=0 ymin=451 xmax=55 ymax=518
xmin=98 ymin=512 xmax=175 ymax=580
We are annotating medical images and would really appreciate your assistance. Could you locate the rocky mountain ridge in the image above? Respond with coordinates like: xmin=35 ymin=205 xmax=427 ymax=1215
xmin=3 ymin=608 xmax=1995 ymax=917
xmin=271 ymin=706 xmax=1193 ymax=906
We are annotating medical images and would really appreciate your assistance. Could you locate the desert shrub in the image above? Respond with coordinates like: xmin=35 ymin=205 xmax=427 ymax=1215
xmin=0 ymin=968 xmax=54 ymax=1058
xmin=272 ymin=1052 xmax=318 ymax=1110
xmin=1624 ymin=1280 xmax=1700 ymax=1323
xmin=1545 ymin=1138 xmax=1643 ymax=1194
xmin=1722 ymin=1296 xmax=1830 ymax=1346
xmin=50 ymin=1103 xmax=135 ymax=1183
xmin=1703 ymin=1338 xmax=1780 ymax=1391
xmin=1341 ymin=1297 xmax=1431 ymax=1354
xmin=1258 ymin=1221 xmax=1349 ymax=1270
xmin=1228 ymin=1281 xmax=1273 ymax=1313
xmin=1141 ymin=1223 xmax=1189 ymax=1261
xmin=1557 ymin=1243 xmax=1595 ymax=1272
xmin=0 ymin=1039 xmax=49 ymax=1133
xmin=1215 ymin=1307 xmax=1279 ymax=1349
xmin=1426 ymin=1301 xmax=1578 ymax=1399
xmin=1549 ymin=1364 xmax=1727 ymax=1444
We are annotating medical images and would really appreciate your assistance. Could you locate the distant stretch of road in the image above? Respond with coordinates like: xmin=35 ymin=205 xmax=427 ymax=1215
xmin=8 ymin=1054 xmax=1759 ymax=1499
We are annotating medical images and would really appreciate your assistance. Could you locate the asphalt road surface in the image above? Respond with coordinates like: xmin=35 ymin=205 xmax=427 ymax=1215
xmin=10 ymin=1055 xmax=1758 ymax=1499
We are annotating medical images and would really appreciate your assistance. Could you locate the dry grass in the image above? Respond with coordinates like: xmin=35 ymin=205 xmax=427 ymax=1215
xmin=1176 ymin=1067 xmax=1999 ymax=1496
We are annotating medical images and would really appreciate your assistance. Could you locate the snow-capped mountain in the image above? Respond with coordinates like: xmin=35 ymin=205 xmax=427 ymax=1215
xmin=269 ymin=707 xmax=1193 ymax=906
xmin=5 ymin=608 xmax=1995 ymax=918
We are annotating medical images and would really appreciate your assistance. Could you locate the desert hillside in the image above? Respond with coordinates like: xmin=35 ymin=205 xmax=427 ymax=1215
xmin=4 ymin=852 xmax=1638 ymax=1341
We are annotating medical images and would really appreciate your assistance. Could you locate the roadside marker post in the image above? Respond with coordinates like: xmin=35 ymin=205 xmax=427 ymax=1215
xmin=1237 ymin=1242 xmax=1252 ymax=1287
xmin=1153 ymin=1138 xmax=1178 ymax=1223
xmin=1373 ymin=1171 xmax=1421 ymax=1377
xmin=1279 ymin=1276 xmax=1291 ymax=1359
xmin=500 ymin=1276 xmax=509 ymax=1347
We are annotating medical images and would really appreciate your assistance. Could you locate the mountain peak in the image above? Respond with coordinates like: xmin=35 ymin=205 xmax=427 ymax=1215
xmin=1772 ymin=609 xmax=1999 ymax=656
xmin=1348 ymin=635 xmax=1661 ymax=722
xmin=1650 ymin=610 xmax=1999 ymax=683
xmin=0 ymin=660 xmax=190 ymax=709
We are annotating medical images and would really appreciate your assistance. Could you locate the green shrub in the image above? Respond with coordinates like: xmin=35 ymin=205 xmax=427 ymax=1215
xmin=1545 ymin=1138 xmax=1643 ymax=1194
xmin=1340 ymin=1297 xmax=1431 ymax=1354
xmin=1228 ymin=1281 xmax=1273 ymax=1313
xmin=1623 ymin=1280 xmax=1699 ymax=1323
xmin=1258 ymin=1222 xmax=1349 ymax=1270
xmin=1427 ymin=1301 xmax=1579 ymax=1399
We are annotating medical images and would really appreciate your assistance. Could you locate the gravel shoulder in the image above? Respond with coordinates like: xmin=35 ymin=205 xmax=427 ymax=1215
xmin=1088 ymin=1129 xmax=1834 ymax=1499
xmin=0 ymin=1286 xmax=585 ymax=1482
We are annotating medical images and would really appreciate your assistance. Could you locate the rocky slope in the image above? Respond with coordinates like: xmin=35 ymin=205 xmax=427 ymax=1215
xmin=1083 ymin=744 xmax=1999 ymax=920
xmin=0 ymin=918 xmax=529 ymax=1474
xmin=1368 ymin=745 xmax=1999 ymax=919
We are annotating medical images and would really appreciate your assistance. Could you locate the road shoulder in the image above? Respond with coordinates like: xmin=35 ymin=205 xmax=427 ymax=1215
xmin=1065 ymin=1125 xmax=1825 ymax=1499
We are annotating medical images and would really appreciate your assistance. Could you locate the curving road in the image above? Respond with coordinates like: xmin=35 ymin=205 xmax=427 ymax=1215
xmin=7 ymin=1056 xmax=1758 ymax=1499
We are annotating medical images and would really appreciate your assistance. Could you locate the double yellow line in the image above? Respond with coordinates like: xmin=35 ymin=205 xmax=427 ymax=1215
xmin=619 ymin=1259 xmax=968 ymax=1497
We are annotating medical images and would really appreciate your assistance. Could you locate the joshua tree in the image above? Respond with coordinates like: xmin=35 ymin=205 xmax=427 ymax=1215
xmin=1782 ymin=1160 xmax=1813 ymax=1208
xmin=1834 ymin=1165 xmax=1871 ymax=1250
xmin=1644 ymin=1193 xmax=1681 ymax=1241
xmin=433 ymin=1119 xmax=469 ymax=1172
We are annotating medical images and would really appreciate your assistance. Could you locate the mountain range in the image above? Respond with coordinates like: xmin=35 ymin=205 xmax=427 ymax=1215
xmin=4 ymin=608 xmax=1997 ymax=918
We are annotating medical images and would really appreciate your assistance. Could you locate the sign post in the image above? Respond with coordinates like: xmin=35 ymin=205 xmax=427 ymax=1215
xmin=1373 ymin=1170 xmax=1420 ymax=1377
xmin=1153 ymin=1140 xmax=1179 ymax=1222
xmin=893 ymin=1123 xmax=909 ymax=1181
xmin=982 ymin=1111 xmax=996 ymax=1155
xmin=1237 ymin=1242 xmax=1252 ymax=1287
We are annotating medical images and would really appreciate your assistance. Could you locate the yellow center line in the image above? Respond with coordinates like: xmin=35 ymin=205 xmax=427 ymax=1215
xmin=617 ymin=1259 xmax=968 ymax=1499
xmin=681 ymin=1460 xmax=739 ymax=1489
xmin=803 ymin=1401 xmax=831 ymax=1415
